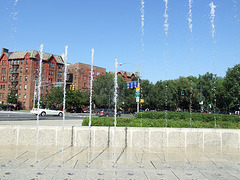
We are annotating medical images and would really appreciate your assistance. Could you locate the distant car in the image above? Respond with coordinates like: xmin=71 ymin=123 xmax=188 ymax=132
xmin=2 ymin=105 xmax=15 ymax=111
xmin=96 ymin=109 xmax=121 ymax=117
xmin=30 ymin=108 xmax=63 ymax=116
xmin=70 ymin=108 xmax=83 ymax=113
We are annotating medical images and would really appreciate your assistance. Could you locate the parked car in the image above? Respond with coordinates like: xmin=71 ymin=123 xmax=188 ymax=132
xmin=70 ymin=108 xmax=83 ymax=113
xmin=2 ymin=105 xmax=15 ymax=111
xmin=96 ymin=109 xmax=121 ymax=117
xmin=30 ymin=108 xmax=63 ymax=116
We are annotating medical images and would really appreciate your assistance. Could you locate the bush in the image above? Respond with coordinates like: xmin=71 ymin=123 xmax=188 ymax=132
xmin=81 ymin=112 xmax=240 ymax=129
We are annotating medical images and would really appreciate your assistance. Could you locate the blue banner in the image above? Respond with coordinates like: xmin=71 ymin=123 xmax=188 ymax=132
xmin=126 ymin=81 xmax=138 ymax=89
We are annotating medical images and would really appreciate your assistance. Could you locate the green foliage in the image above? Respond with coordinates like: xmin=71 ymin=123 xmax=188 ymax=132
xmin=82 ymin=111 xmax=240 ymax=129
xmin=93 ymin=74 xmax=126 ymax=108
xmin=7 ymin=91 xmax=18 ymax=104
xmin=44 ymin=87 xmax=89 ymax=109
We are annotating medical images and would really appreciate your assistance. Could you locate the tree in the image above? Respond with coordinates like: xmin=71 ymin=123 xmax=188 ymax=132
xmin=44 ymin=87 xmax=89 ymax=110
xmin=7 ymin=91 xmax=18 ymax=104
xmin=93 ymin=74 xmax=126 ymax=108
xmin=223 ymin=64 xmax=240 ymax=112
xmin=139 ymin=79 xmax=155 ymax=110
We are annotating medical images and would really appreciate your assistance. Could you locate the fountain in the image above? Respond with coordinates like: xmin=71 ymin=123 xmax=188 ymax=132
xmin=188 ymin=0 xmax=193 ymax=127
xmin=163 ymin=0 xmax=169 ymax=127
xmin=113 ymin=57 xmax=118 ymax=167
xmin=60 ymin=45 xmax=68 ymax=166
xmin=209 ymin=1 xmax=217 ymax=127
xmin=34 ymin=44 xmax=43 ymax=165
xmin=1 ymin=1 xmax=240 ymax=179
xmin=87 ymin=48 xmax=94 ymax=167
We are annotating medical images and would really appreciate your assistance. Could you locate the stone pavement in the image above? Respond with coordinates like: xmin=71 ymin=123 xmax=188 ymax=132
xmin=0 ymin=145 xmax=239 ymax=180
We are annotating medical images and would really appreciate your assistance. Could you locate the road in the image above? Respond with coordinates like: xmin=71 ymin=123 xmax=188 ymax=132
xmin=0 ymin=111 xmax=89 ymax=121
xmin=0 ymin=111 xmax=134 ymax=126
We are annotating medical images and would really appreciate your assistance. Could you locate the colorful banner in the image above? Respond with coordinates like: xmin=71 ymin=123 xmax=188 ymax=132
xmin=126 ymin=81 xmax=138 ymax=89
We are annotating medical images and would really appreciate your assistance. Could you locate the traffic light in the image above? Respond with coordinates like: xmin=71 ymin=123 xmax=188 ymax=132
xmin=181 ymin=90 xmax=185 ymax=96
xmin=72 ymin=85 xmax=75 ymax=91
xmin=70 ymin=85 xmax=72 ymax=91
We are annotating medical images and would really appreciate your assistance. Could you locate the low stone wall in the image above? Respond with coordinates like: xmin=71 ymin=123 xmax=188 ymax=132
xmin=0 ymin=125 xmax=239 ymax=149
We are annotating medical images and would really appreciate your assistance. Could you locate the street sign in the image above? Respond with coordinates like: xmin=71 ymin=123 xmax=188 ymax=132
xmin=136 ymin=97 xmax=140 ymax=102
xmin=136 ymin=88 xmax=140 ymax=97
xmin=126 ymin=81 xmax=138 ymax=89
xmin=53 ymin=84 xmax=61 ymax=87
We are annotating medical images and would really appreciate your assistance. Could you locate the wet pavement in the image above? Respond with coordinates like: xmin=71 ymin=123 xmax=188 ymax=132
xmin=0 ymin=145 xmax=239 ymax=180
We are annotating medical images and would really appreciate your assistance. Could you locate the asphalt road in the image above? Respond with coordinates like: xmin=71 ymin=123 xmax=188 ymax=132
xmin=0 ymin=111 xmax=134 ymax=121
xmin=0 ymin=111 xmax=90 ymax=121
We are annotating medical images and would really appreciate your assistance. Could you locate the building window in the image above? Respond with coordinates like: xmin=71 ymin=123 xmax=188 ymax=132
xmin=25 ymin=76 xmax=27 ymax=81
xmin=9 ymin=76 xmax=11 ymax=81
xmin=46 ymin=86 xmax=48 ymax=92
xmin=20 ymin=68 xmax=22 ymax=73
xmin=24 ymin=93 xmax=26 ymax=99
xmin=75 ymin=75 xmax=76 ymax=80
xmin=36 ymin=68 xmax=39 ymax=73
xmin=20 ymin=76 xmax=22 ymax=82
xmin=26 ymin=59 xmax=28 ymax=64
xmin=24 ymin=84 xmax=27 ymax=90
xmin=2 ymin=68 xmax=6 ymax=74
xmin=58 ymin=72 xmax=62 ymax=77
xmin=84 ymin=76 xmax=86 ymax=81
xmin=2 ymin=93 xmax=4 ymax=98
xmin=0 ymin=93 xmax=2 ymax=98
xmin=97 ymin=72 xmax=100 ymax=76
xmin=21 ymin=60 xmax=23 ymax=64
xmin=19 ymin=84 xmax=21 ymax=90
xmin=81 ymin=68 xmax=83 ymax=73
xmin=42 ymin=68 xmax=44 ymax=73
xmin=37 ymin=60 xmax=39 ymax=65
xmin=25 ymin=68 xmax=28 ymax=73
xmin=75 ymin=68 xmax=77 ymax=72
xmin=19 ymin=93 xmax=21 ymax=99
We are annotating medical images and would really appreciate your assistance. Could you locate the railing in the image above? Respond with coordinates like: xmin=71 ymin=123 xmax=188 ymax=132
xmin=10 ymin=61 xmax=20 ymax=66
xmin=9 ymin=70 xmax=19 ymax=74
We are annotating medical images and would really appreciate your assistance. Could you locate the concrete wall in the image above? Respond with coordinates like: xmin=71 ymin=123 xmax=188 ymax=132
xmin=0 ymin=125 xmax=239 ymax=149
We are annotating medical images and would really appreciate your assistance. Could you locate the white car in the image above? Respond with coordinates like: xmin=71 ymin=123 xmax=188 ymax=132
xmin=30 ymin=108 xmax=63 ymax=116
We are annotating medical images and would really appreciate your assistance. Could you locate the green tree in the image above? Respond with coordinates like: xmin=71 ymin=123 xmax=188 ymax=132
xmin=7 ymin=91 xmax=18 ymax=104
xmin=223 ymin=64 xmax=240 ymax=112
xmin=44 ymin=87 xmax=89 ymax=110
xmin=93 ymin=74 xmax=126 ymax=109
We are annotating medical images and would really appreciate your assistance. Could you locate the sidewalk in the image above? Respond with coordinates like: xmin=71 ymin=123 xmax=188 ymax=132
xmin=0 ymin=145 xmax=239 ymax=179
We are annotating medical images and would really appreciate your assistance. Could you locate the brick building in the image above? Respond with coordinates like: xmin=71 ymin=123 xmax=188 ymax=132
xmin=0 ymin=48 xmax=65 ymax=110
xmin=109 ymin=70 xmax=138 ymax=82
xmin=0 ymin=48 xmax=106 ymax=110
xmin=67 ymin=63 xmax=106 ymax=92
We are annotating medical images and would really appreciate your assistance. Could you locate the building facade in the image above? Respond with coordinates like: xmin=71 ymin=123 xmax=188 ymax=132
xmin=109 ymin=70 xmax=138 ymax=82
xmin=0 ymin=48 xmax=65 ymax=110
xmin=67 ymin=63 xmax=106 ymax=92
xmin=0 ymin=48 xmax=107 ymax=110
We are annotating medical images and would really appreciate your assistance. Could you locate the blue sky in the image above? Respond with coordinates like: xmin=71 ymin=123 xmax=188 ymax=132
xmin=0 ymin=0 xmax=239 ymax=83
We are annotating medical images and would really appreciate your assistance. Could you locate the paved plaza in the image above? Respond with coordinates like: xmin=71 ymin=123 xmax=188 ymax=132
xmin=0 ymin=145 xmax=239 ymax=180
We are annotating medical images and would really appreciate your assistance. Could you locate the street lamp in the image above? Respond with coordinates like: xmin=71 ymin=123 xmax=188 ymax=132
xmin=119 ymin=62 xmax=140 ymax=113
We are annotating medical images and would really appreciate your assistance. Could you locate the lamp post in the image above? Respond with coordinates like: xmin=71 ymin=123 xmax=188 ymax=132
xmin=119 ymin=62 xmax=140 ymax=113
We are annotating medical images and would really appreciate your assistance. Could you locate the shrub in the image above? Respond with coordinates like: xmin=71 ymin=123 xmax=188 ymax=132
xmin=82 ymin=112 xmax=240 ymax=129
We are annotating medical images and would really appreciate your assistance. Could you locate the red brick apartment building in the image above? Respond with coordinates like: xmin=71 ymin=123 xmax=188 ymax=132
xmin=109 ymin=70 xmax=138 ymax=82
xmin=67 ymin=63 xmax=106 ymax=92
xmin=0 ymin=48 xmax=106 ymax=110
